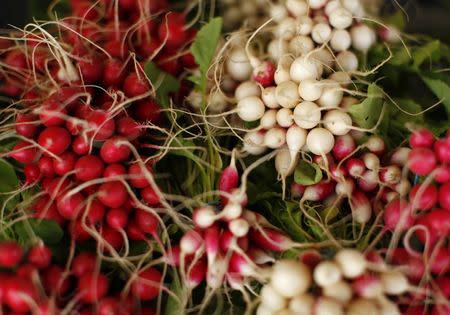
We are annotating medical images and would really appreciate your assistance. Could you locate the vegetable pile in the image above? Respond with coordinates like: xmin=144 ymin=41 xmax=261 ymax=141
xmin=0 ymin=0 xmax=449 ymax=314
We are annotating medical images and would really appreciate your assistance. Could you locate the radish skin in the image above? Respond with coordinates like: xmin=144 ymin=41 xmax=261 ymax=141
xmin=270 ymin=260 xmax=312 ymax=298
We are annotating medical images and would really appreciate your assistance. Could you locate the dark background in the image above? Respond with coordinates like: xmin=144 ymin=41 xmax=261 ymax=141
xmin=0 ymin=0 xmax=450 ymax=41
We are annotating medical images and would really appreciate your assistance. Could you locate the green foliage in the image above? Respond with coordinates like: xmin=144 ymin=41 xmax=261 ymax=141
xmin=294 ymin=161 xmax=323 ymax=186
xmin=14 ymin=218 xmax=63 ymax=246
xmin=144 ymin=61 xmax=180 ymax=108
xmin=348 ymin=84 xmax=384 ymax=129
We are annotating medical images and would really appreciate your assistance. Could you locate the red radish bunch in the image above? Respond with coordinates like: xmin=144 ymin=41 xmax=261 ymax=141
xmin=257 ymin=248 xmax=408 ymax=315
xmin=0 ymin=241 xmax=158 ymax=314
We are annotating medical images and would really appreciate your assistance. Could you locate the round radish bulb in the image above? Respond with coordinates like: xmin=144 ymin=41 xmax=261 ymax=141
xmin=38 ymin=127 xmax=71 ymax=155
xmin=325 ymin=1 xmax=341 ymax=16
xmin=312 ymin=48 xmax=335 ymax=73
xmin=260 ymin=110 xmax=278 ymax=129
xmin=439 ymin=182 xmax=450 ymax=210
xmin=379 ymin=301 xmax=401 ymax=315
xmin=256 ymin=304 xmax=277 ymax=315
xmin=308 ymin=0 xmax=327 ymax=9
xmin=330 ymin=72 xmax=352 ymax=88
xmin=298 ymin=79 xmax=323 ymax=101
xmin=435 ymin=165 xmax=450 ymax=183
xmin=306 ymin=128 xmax=335 ymax=155
xmin=293 ymin=101 xmax=321 ymax=129
xmin=315 ymin=297 xmax=344 ymax=315
xmin=408 ymin=148 xmax=437 ymax=175
xmin=275 ymin=67 xmax=291 ymax=85
xmin=289 ymin=294 xmax=314 ymax=314
xmin=336 ymin=178 xmax=355 ymax=196
xmin=270 ymin=4 xmax=288 ymax=22
xmin=235 ymin=81 xmax=261 ymax=101
xmin=318 ymin=80 xmax=344 ymax=108
xmin=208 ymin=91 xmax=228 ymax=113
xmin=384 ymin=199 xmax=414 ymax=231
xmin=98 ymin=182 xmax=127 ymax=208
xmin=253 ymin=61 xmax=276 ymax=87
xmin=323 ymin=110 xmax=352 ymax=135
xmin=434 ymin=139 xmax=450 ymax=163
xmin=380 ymin=271 xmax=409 ymax=295
xmin=335 ymin=249 xmax=366 ymax=278
xmin=270 ymin=260 xmax=311 ymax=298
xmin=180 ymin=230 xmax=203 ymax=254
xmin=409 ymin=184 xmax=438 ymax=211
xmin=331 ymin=29 xmax=352 ymax=52
xmin=347 ymin=299 xmax=380 ymax=315
xmin=297 ymin=16 xmax=314 ymax=35
xmin=289 ymin=35 xmax=315 ymax=56
xmin=264 ymin=128 xmax=287 ymax=149
xmin=268 ymin=39 xmax=289 ymax=62
xmin=237 ymin=96 xmax=265 ymax=121
xmin=78 ymin=272 xmax=109 ymax=303
xmin=131 ymin=268 xmax=162 ymax=301
xmin=365 ymin=135 xmax=385 ymax=155
xmin=379 ymin=165 xmax=402 ymax=185
xmin=311 ymin=23 xmax=332 ymax=44
xmin=351 ymin=24 xmax=376 ymax=52
xmin=276 ymin=108 xmax=294 ymax=128
xmin=244 ymin=131 xmax=267 ymax=155
xmin=275 ymin=81 xmax=300 ymax=108
xmin=0 ymin=241 xmax=23 ymax=267
xmin=226 ymin=48 xmax=252 ymax=81
xmin=290 ymin=56 xmax=323 ymax=82
xmin=353 ymin=274 xmax=383 ymax=298
xmin=313 ymin=261 xmax=342 ymax=287
xmin=229 ymin=218 xmax=249 ymax=237
xmin=262 ymin=87 xmax=280 ymax=109
xmin=332 ymin=134 xmax=356 ymax=160
xmin=329 ymin=7 xmax=353 ymax=29
xmin=260 ymin=284 xmax=287 ymax=311
xmin=336 ymin=51 xmax=359 ymax=72
xmin=193 ymin=206 xmax=216 ymax=228
xmin=323 ymin=281 xmax=353 ymax=303
xmin=410 ymin=128 xmax=435 ymax=148
xmin=286 ymin=125 xmax=307 ymax=154
xmin=286 ymin=0 xmax=308 ymax=17
xmin=276 ymin=147 xmax=297 ymax=177
xmin=275 ymin=18 xmax=297 ymax=40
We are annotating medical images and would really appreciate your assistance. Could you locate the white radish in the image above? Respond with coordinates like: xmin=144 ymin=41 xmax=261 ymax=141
xmin=270 ymin=260 xmax=312 ymax=298
xmin=395 ymin=178 xmax=411 ymax=196
xmin=262 ymin=87 xmax=280 ymax=109
xmin=313 ymin=261 xmax=342 ymax=287
xmin=290 ymin=56 xmax=323 ymax=82
xmin=390 ymin=147 xmax=411 ymax=166
xmin=365 ymin=135 xmax=385 ymax=155
xmin=358 ymin=170 xmax=379 ymax=192
xmin=208 ymin=91 xmax=229 ymax=113
xmin=362 ymin=153 xmax=380 ymax=171
xmin=306 ymin=128 xmax=335 ymax=155
xmin=298 ymin=79 xmax=323 ymax=101
xmin=276 ymin=108 xmax=294 ymax=128
xmin=297 ymin=16 xmax=314 ymax=35
xmin=315 ymin=297 xmax=344 ymax=315
xmin=329 ymin=71 xmax=352 ymax=87
xmin=275 ymin=17 xmax=298 ymax=40
xmin=380 ymin=271 xmax=409 ymax=295
xmin=313 ymin=14 xmax=329 ymax=25
xmin=260 ymin=110 xmax=278 ymax=129
xmin=289 ymin=294 xmax=314 ymax=315
xmin=308 ymin=0 xmax=327 ymax=9
xmin=325 ymin=0 xmax=341 ymax=16
xmin=293 ymin=101 xmax=321 ymax=129
xmin=318 ymin=80 xmax=344 ymax=107
xmin=351 ymin=24 xmax=376 ymax=52
xmin=335 ymin=178 xmax=355 ymax=196
xmin=311 ymin=23 xmax=332 ymax=44
xmin=339 ymin=95 xmax=359 ymax=109
xmin=243 ymin=131 xmax=267 ymax=155
xmin=329 ymin=7 xmax=353 ymax=29
xmin=193 ymin=206 xmax=216 ymax=228
xmin=286 ymin=125 xmax=307 ymax=154
xmin=334 ymin=249 xmax=367 ymax=279
xmin=275 ymin=81 xmax=301 ymax=108
xmin=260 ymin=284 xmax=287 ymax=311
xmin=286 ymin=0 xmax=308 ymax=17
xmin=237 ymin=96 xmax=266 ymax=121
xmin=323 ymin=110 xmax=352 ymax=135
xmin=235 ymin=81 xmax=261 ymax=101
xmin=268 ymin=39 xmax=289 ymax=62
xmin=180 ymin=230 xmax=203 ymax=254
xmin=331 ymin=29 xmax=352 ymax=52
xmin=275 ymin=147 xmax=297 ymax=178
xmin=270 ymin=4 xmax=288 ymax=22
xmin=221 ymin=202 xmax=242 ymax=221
xmin=264 ymin=128 xmax=287 ymax=149
xmin=347 ymin=299 xmax=380 ymax=315
xmin=379 ymin=300 xmax=401 ymax=315
xmin=342 ymin=0 xmax=362 ymax=14
xmin=289 ymin=35 xmax=315 ymax=56
xmin=226 ymin=48 xmax=253 ymax=81
xmin=336 ymin=50 xmax=359 ymax=72
xmin=322 ymin=281 xmax=353 ymax=303
xmin=311 ymin=48 xmax=335 ymax=73
xmin=256 ymin=304 xmax=277 ymax=315
xmin=229 ymin=218 xmax=250 ymax=237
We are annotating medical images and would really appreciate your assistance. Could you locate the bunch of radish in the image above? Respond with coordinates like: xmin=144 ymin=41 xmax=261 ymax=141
xmin=221 ymin=0 xmax=268 ymax=31
xmin=219 ymin=0 xmax=378 ymax=177
xmin=0 ymin=240 xmax=159 ymax=314
xmin=256 ymin=248 xmax=411 ymax=315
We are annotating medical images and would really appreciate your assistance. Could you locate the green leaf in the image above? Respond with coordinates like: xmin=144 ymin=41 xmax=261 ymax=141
xmin=14 ymin=219 xmax=64 ymax=245
xmin=0 ymin=159 xmax=18 ymax=193
xmin=421 ymin=75 xmax=450 ymax=115
xmin=294 ymin=161 xmax=323 ymax=186
xmin=412 ymin=40 xmax=441 ymax=69
xmin=385 ymin=11 xmax=406 ymax=31
xmin=144 ymin=61 xmax=180 ymax=107
xmin=164 ymin=273 xmax=184 ymax=315
xmin=348 ymin=84 xmax=385 ymax=129
xmin=190 ymin=17 xmax=223 ymax=75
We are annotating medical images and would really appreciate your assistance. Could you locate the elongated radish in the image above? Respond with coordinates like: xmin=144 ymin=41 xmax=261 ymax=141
xmin=383 ymin=199 xmax=414 ymax=231
xmin=303 ymin=181 xmax=336 ymax=201
xmin=349 ymin=190 xmax=372 ymax=223
xmin=332 ymin=134 xmax=356 ymax=160
xmin=390 ymin=147 xmax=411 ymax=166
xmin=180 ymin=230 xmax=203 ymax=254
xmin=249 ymin=227 xmax=292 ymax=252
xmin=286 ymin=125 xmax=307 ymax=156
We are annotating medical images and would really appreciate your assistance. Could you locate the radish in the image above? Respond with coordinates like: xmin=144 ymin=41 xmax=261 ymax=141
xmin=331 ymin=29 xmax=352 ymax=52
xmin=314 ymin=297 xmax=344 ymax=315
xmin=408 ymin=148 xmax=437 ymax=175
xmin=260 ymin=284 xmax=287 ymax=311
xmin=339 ymin=96 xmax=359 ymax=109
xmin=303 ymin=181 xmax=336 ymax=201
xmin=409 ymin=184 xmax=438 ymax=211
xmin=297 ymin=16 xmax=314 ymax=35
xmin=298 ymin=79 xmax=323 ymax=101
xmin=275 ymin=18 xmax=297 ymax=40
xmin=78 ymin=272 xmax=109 ymax=303
xmin=249 ymin=227 xmax=292 ymax=252
xmin=0 ymin=242 xmax=23 ymax=268
xmin=276 ymin=108 xmax=294 ymax=127
xmin=268 ymin=39 xmax=289 ymax=62
xmin=226 ymin=48 xmax=253 ymax=81
xmin=311 ymin=23 xmax=332 ymax=44
xmin=275 ymin=146 xmax=297 ymax=178
xmin=180 ymin=230 xmax=203 ymax=254
xmin=365 ymin=136 xmax=386 ymax=155
xmin=264 ymin=128 xmax=287 ymax=149
xmin=362 ymin=153 xmax=380 ymax=171
xmin=311 ymin=48 xmax=335 ymax=74
xmin=253 ymin=61 xmax=276 ymax=87
xmin=270 ymin=260 xmax=311 ymax=298
xmin=318 ymin=80 xmax=344 ymax=107
xmin=347 ymin=299 xmax=380 ymax=315
xmin=289 ymin=294 xmax=314 ymax=314
xmin=293 ymin=101 xmax=321 ymax=129
xmin=313 ymin=261 xmax=342 ymax=287
xmin=229 ymin=218 xmax=249 ymax=237
xmin=286 ymin=125 xmax=308 ymax=155
xmin=131 ymin=268 xmax=162 ymax=301
xmin=325 ymin=0 xmax=341 ymax=16
xmin=434 ymin=139 xmax=450 ymax=163
xmin=379 ymin=165 xmax=402 ymax=185
xmin=290 ymin=56 xmax=323 ymax=82
xmin=332 ymin=134 xmax=356 ymax=160
xmin=286 ymin=0 xmax=308 ymax=17
xmin=306 ymin=128 xmax=335 ymax=155
xmin=260 ymin=110 xmax=278 ymax=129
xmin=383 ymin=199 xmax=414 ymax=231
xmin=289 ymin=35 xmax=315 ymax=56
xmin=275 ymin=80 xmax=301 ymax=108
xmin=336 ymin=50 xmax=359 ymax=72
xmin=229 ymin=252 xmax=257 ymax=277
xmin=329 ymin=7 xmax=353 ymax=29
xmin=262 ymin=87 xmax=280 ymax=109
xmin=237 ymin=96 xmax=266 ymax=121
xmin=435 ymin=165 xmax=450 ymax=183
xmin=390 ymin=147 xmax=411 ymax=166
xmin=335 ymin=178 xmax=355 ymax=196
xmin=322 ymin=281 xmax=353 ymax=303
xmin=334 ymin=249 xmax=367 ymax=279
xmin=349 ymin=190 xmax=372 ymax=223
xmin=350 ymin=24 xmax=376 ymax=52
xmin=38 ymin=127 xmax=71 ymax=155
xmin=308 ymin=0 xmax=327 ymax=10
xmin=323 ymin=109 xmax=352 ymax=135
xmin=235 ymin=81 xmax=261 ymax=101
xmin=243 ymin=131 xmax=267 ymax=155
xmin=439 ymin=182 xmax=450 ymax=210
xmin=380 ymin=270 xmax=409 ymax=295
xmin=352 ymin=274 xmax=383 ymax=298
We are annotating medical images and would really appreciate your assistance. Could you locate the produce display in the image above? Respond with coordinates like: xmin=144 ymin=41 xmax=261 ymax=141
xmin=0 ymin=0 xmax=449 ymax=314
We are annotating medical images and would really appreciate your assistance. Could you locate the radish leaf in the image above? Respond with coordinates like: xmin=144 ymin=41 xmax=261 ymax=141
xmin=294 ymin=160 xmax=323 ymax=186
xmin=144 ymin=61 xmax=180 ymax=107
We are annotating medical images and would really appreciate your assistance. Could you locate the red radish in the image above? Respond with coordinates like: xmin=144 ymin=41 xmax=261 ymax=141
xmin=4 ymin=278 xmax=38 ymax=312
xmin=131 ymin=268 xmax=162 ymax=300
xmin=117 ymin=117 xmax=141 ymax=140
xmin=408 ymin=148 xmax=437 ymax=175
xmin=249 ymin=227 xmax=292 ymax=252
xmin=391 ymin=248 xmax=425 ymax=281
xmin=204 ymin=225 xmax=220 ymax=263
xmin=357 ymin=170 xmax=378 ymax=192
xmin=409 ymin=184 xmax=438 ymax=211
xmin=27 ymin=244 xmax=51 ymax=269
xmin=141 ymin=186 xmax=160 ymax=206
xmin=220 ymin=229 xmax=249 ymax=252
xmin=352 ymin=274 xmax=383 ymax=298
xmin=193 ymin=206 xmax=216 ymax=229
xmin=434 ymin=139 xmax=450 ymax=163
xmin=56 ymin=192 xmax=84 ymax=219
xmin=100 ymin=137 xmax=131 ymax=163
xmin=128 ymin=163 xmax=152 ymax=188
xmin=435 ymin=165 xmax=450 ymax=183
xmin=166 ymin=245 xmax=182 ymax=267
xmin=86 ymin=199 xmax=106 ymax=224
xmin=291 ymin=183 xmax=305 ymax=198
xmin=303 ymin=181 xmax=336 ymax=201
xmin=123 ymin=73 xmax=150 ymax=97
xmin=436 ymin=277 xmax=450 ymax=297
xmin=75 ymin=155 xmax=105 ymax=182
xmin=158 ymin=16 xmax=187 ymax=49
xmin=15 ymin=113 xmax=38 ymax=138
xmin=0 ymin=242 xmax=23 ymax=267
xmin=86 ymin=110 xmax=115 ymax=141
xmin=346 ymin=158 xmax=366 ymax=178
xmin=106 ymin=208 xmax=128 ymax=230
xmin=180 ymin=230 xmax=203 ymax=254
xmin=219 ymin=157 xmax=239 ymax=199
xmin=439 ymin=182 xmax=450 ymax=211
xmin=38 ymin=156 xmax=55 ymax=177
xmin=98 ymin=182 xmax=127 ymax=208
xmin=53 ymin=151 xmax=76 ymax=175
xmin=252 ymin=60 xmax=275 ymax=87
xmin=429 ymin=247 xmax=450 ymax=274
xmin=133 ymin=100 xmax=161 ymax=123
xmin=24 ymin=164 xmax=41 ymax=184
xmin=42 ymin=265 xmax=70 ymax=295
xmin=136 ymin=209 xmax=159 ymax=235
xmin=127 ymin=219 xmax=147 ymax=241
xmin=410 ymin=128 xmax=435 ymax=148
xmin=78 ymin=272 xmax=109 ymax=303
xmin=332 ymin=134 xmax=356 ymax=160
xmin=415 ymin=209 xmax=450 ymax=245
xmin=72 ymin=136 xmax=90 ymax=155
xmin=101 ymin=226 xmax=124 ymax=250
xmin=104 ymin=163 xmax=126 ymax=178
xmin=229 ymin=252 xmax=256 ymax=277
xmin=186 ymin=259 xmax=207 ymax=288
xmin=348 ymin=190 xmax=372 ymax=224
xmin=38 ymin=127 xmax=71 ymax=155
xmin=379 ymin=165 xmax=402 ymax=185
xmin=102 ymin=59 xmax=125 ymax=86
xmin=432 ymin=305 xmax=450 ymax=315
xmin=39 ymin=99 xmax=67 ymax=127
xmin=10 ymin=141 xmax=38 ymax=163
xmin=384 ymin=199 xmax=414 ymax=231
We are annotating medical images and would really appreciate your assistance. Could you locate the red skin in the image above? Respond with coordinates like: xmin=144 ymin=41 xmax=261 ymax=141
xmin=123 ymin=72 xmax=150 ymax=97
xmin=38 ymin=127 xmax=71 ymax=155
xmin=117 ymin=117 xmax=142 ymax=140
xmin=27 ymin=244 xmax=52 ymax=269
xmin=11 ymin=141 xmax=39 ymax=164
xmin=131 ymin=268 xmax=163 ymax=300
xmin=104 ymin=163 xmax=127 ymax=178
xmin=439 ymin=182 xmax=450 ymax=211
xmin=15 ymin=113 xmax=39 ymax=138
xmin=106 ymin=208 xmax=129 ymax=229
xmin=56 ymin=192 xmax=85 ymax=220
xmin=86 ymin=110 xmax=115 ymax=141
xmin=410 ymin=128 xmax=435 ymax=148
xmin=4 ymin=278 xmax=38 ymax=313
xmin=128 ymin=163 xmax=152 ymax=188
xmin=100 ymin=137 xmax=131 ymax=164
xmin=0 ymin=242 xmax=23 ymax=268
xmin=98 ymin=181 xmax=128 ymax=208
xmin=75 ymin=155 xmax=105 ymax=182
xmin=86 ymin=199 xmax=106 ymax=225
xmin=141 ymin=186 xmax=160 ymax=206
xmin=24 ymin=164 xmax=41 ymax=184
xmin=102 ymin=58 xmax=126 ymax=87
xmin=101 ymin=226 xmax=124 ymax=250
xmin=53 ymin=151 xmax=76 ymax=176
xmin=132 ymin=99 xmax=161 ymax=123
xmin=42 ymin=265 xmax=70 ymax=295
xmin=135 ymin=209 xmax=159 ymax=235
xmin=408 ymin=148 xmax=437 ymax=176
xmin=72 ymin=136 xmax=90 ymax=155
xmin=78 ymin=272 xmax=109 ymax=303
xmin=40 ymin=99 xmax=67 ymax=127
xmin=72 ymin=252 xmax=97 ymax=277
xmin=409 ymin=184 xmax=438 ymax=211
